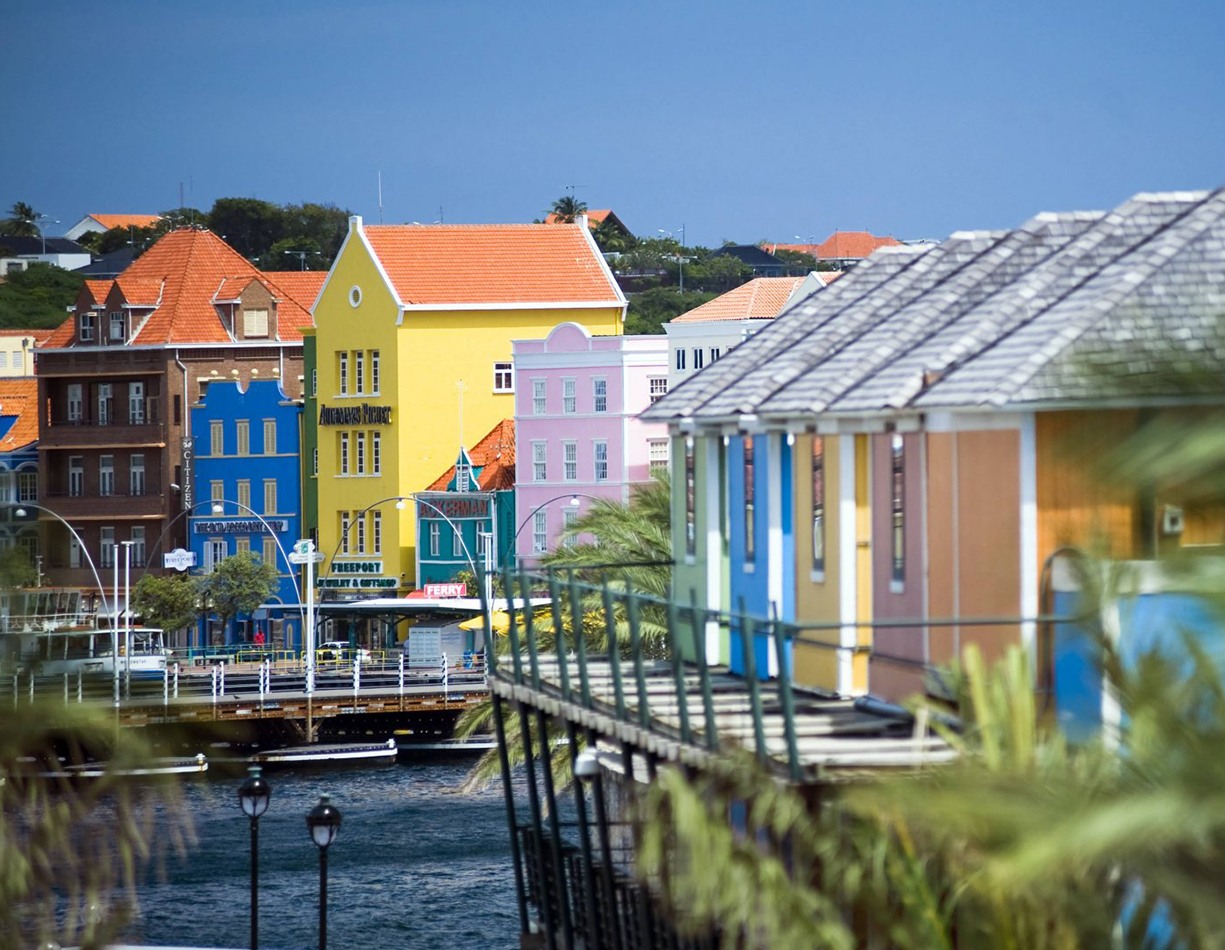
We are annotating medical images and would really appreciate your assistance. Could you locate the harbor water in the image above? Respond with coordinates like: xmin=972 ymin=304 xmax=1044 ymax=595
xmin=124 ymin=757 xmax=521 ymax=949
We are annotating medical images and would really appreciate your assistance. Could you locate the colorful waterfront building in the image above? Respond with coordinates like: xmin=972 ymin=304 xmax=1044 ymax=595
xmin=647 ymin=187 xmax=1225 ymax=701
xmin=513 ymin=323 xmax=668 ymax=561
xmin=310 ymin=216 xmax=624 ymax=597
xmin=188 ymin=379 xmax=304 ymax=648
xmin=413 ymin=420 xmax=515 ymax=587
xmin=0 ymin=379 xmax=40 ymax=564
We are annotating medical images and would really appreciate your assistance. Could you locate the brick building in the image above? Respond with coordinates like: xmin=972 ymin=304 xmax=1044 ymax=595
xmin=35 ymin=228 xmax=324 ymax=598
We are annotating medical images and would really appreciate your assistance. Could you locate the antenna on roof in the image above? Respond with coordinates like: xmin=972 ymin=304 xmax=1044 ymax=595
xmin=438 ymin=205 xmax=444 ymax=224
xmin=564 ymin=184 xmax=587 ymax=199
xmin=378 ymin=171 xmax=384 ymax=224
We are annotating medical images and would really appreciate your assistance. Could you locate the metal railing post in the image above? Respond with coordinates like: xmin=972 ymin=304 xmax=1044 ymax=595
xmin=398 ymin=653 xmax=405 ymax=695
xmin=29 ymin=671 xmax=34 ymax=704
xmin=11 ymin=673 xmax=16 ymax=709
xmin=568 ymin=570 xmax=592 ymax=709
xmin=353 ymin=653 xmax=361 ymax=698
xmin=522 ymin=569 xmax=544 ymax=692
xmin=666 ymin=595 xmax=692 ymax=744
xmin=602 ymin=580 xmax=626 ymax=720
xmin=174 ymin=662 xmax=180 ymax=699
xmin=211 ymin=665 xmax=218 ymax=704
xmin=219 ymin=660 xmax=226 ymax=698
xmin=774 ymin=621 xmax=802 ymax=781
xmin=503 ymin=560 xmax=524 ymax=684
xmin=739 ymin=604 xmax=767 ymax=762
xmin=626 ymin=587 xmax=651 ymax=730
xmin=163 ymin=665 xmax=169 ymax=705
xmin=546 ymin=567 xmax=570 ymax=698
xmin=690 ymin=590 xmax=718 ymax=752
xmin=64 ymin=672 xmax=69 ymax=704
xmin=77 ymin=669 xmax=83 ymax=704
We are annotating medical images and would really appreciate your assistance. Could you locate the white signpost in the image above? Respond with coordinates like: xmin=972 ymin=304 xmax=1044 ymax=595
xmin=288 ymin=538 xmax=325 ymax=694
xmin=163 ymin=548 xmax=197 ymax=572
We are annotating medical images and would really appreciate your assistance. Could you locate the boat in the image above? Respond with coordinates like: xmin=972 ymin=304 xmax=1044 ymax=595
xmin=248 ymin=738 xmax=399 ymax=768
xmin=13 ymin=627 xmax=170 ymax=678
xmin=31 ymin=753 xmax=209 ymax=780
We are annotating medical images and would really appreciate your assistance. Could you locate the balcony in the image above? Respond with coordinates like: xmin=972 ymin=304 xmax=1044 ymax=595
xmin=42 ymin=490 xmax=167 ymax=520
xmin=42 ymin=398 xmax=165 ymax=449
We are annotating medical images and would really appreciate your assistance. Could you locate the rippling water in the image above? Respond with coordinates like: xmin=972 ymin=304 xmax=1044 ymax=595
xmin=124 ymin=757 xmax=521 ymax=949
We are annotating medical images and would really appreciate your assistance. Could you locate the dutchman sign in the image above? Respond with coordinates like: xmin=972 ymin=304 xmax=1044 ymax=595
xmin=417 ymin=496 xmax=491 ymax=519
xmin=318 ymin=403 xmax=392 ymax=426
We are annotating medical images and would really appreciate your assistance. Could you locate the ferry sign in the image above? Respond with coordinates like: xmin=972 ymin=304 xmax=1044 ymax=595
xmin=423 ymin=583 xmax=466 ymax=599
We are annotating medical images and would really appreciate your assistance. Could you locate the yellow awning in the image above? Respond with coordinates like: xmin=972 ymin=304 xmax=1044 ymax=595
xmin=459 ymin=611 xmax=511 ymax=634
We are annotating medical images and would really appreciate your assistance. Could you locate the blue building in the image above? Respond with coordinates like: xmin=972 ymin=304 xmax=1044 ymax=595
xmin=189 ymin=379 xmax=303 ymax=649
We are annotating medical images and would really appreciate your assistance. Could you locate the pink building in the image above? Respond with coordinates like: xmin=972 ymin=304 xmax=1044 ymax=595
xmin=514 ymin=323 xmax=669 ymax=562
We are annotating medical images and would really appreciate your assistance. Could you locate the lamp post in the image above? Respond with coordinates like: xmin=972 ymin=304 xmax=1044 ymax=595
xmin=306 ymin=794 xmax=342 ymax=950
xmin=120 ymin=540 xmax=136 ymax=695
xmin=237 ymin=765 xmax=271 ymax=950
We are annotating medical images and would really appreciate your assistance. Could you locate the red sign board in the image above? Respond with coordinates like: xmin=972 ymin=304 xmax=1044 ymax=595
xmin=423 ymin=583 xmax=467 ymax=599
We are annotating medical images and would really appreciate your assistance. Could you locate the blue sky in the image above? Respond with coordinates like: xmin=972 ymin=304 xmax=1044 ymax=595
xmin=5 ymin=0 xmax=1224 ymax=247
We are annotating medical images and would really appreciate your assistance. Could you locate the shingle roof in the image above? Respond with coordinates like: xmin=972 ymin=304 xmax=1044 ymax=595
xmin=41 ymin=229 xmax=324 ymax=348
xmin=643 ymin=188 xmax=1225 ymax=424
xmin=362 ymin=223 xmax=622 ymax=306
xmin=0 ymin=379 xmax=39 ymax=452
xmin=0 ymin=236 xmax=89 ymax=256
xmin=88 ymin=214 xmax=161 ymax=231
xmin=671 ymin=277 xmax=806 ymax=323
xmin=427 ymin=419 xmax=516 ymax=491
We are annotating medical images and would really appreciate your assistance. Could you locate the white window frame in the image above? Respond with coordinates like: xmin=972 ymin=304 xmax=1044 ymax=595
xmin=340 ymin=512 xmax=351 ymax=555
xmin=129 ymin=454 xmax=145 ymax=496
xmin=339 ymin=432 xmax=349 ymax=476
xmin=693 ymin=347 xmax=704 ymax=370
xmin=493 ymin=361 xmax=514 ymax=393
xmin=675 ymin=348 xmax=686 ymax=371
xmin=128 ymin=381 xmax=145 ymax=424
xmin=17 ymin=471 xmax=36 ymax=503
xmin=372 ymin=510 xmax=382 ymax=554
xmin=68 ymin=456 xmax=84 ymax=497
xmin=562 ymin=508 xmax=579 ymax=547
xmin=429 ymin=521 xmax=440 ymax=557
xmin=592 ymin=377 xmax=607 ymax=413
xmin=594 ymin=441 xmax=608 ymax=482
xmin=355 ymin=350 xmax=365 ymax=395
xmin=130 ymin=526 xmax=146 ymax=567
xmin=98 ymin=455 xmax=115 ymax=497
xmin=370 ymin=350 xmax=380 ymax=395
xmin=356 ymin=432 xmax=366 ymax=476
xmin=79 ymin=313 xmax=95 ymax=342
xmin=532 ymin=378 xmax=547 ymax=415
xmin=532 ymin=441 xmax=547 ymax=482
xmin=338 ymin=352 xmax=348 ymax=395
xmin=97 ymin=384 xmax=112 ymax=426
xmin=649 ymin=439 xmax=669 ymax=477
xmin=263 ymin=419 xmax=276 ymax=454
xmin=108 ymin=311 xmax=124 ymax=343
xmin=649 ymin=377 xmax=668 ymax=403
xmin=67 ymin=384 xmax=82 ymax=423
xmin=532 ymin=510 xmax=548 ymax=554
xmin=371 ymin=432 xmax=381 ymax=475
xmin=100 ymin=527 xmax=115 ymax=569
xmin=563 ymin=441 xmax=578 ymax=482
xmin=562 ymin=378 xmax=576 ymax=414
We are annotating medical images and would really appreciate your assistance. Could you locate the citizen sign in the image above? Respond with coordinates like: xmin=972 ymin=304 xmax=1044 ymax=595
xmin=318 ymin=403 xmax=392 ymax=426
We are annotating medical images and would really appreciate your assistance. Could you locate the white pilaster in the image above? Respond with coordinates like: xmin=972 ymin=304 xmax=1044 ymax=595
xmin=838 ymin=434 xmax=857 ymax=694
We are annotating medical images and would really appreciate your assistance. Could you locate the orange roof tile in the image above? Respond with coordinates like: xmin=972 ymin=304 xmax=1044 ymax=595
xmin=89 ymin=214 xmax=161 ymax=231
xmin=262 ymin=271 xmax=328 ymax=311
xmin=0 ymin=328 xmax=53 ymax=342
xmin=761 ymin=242 xmax=820 ymax=256
xmin=671 ymin=277 xmax=807 ymax=324
xmin=813 ymin=231 xmax=900 ymax=259
xmin=543 ymin=209 xmax=614 ymax=226
xmin=42 ymin=229 xmax=324 ymax=348
xmin=816 ymin=271 xmax=843 ymax=286
xmin=0 ymin=379 xmax=39 ymax=452
xmin=427 ymin=420 xmax=516 ymax=491
xmin=362 ymin=223 xmax=621 ymax=306
xmin=81 ymin=280 xmax=114 ymax=307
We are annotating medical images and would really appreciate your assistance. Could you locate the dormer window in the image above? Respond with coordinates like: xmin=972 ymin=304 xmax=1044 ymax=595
xmin=456 ymin=460 xmax=471 ymax=493
xmin=108 ymin=311 xmax=125 ymax=343
xmin=79 ymin=313 xmax=95 ymax=342
xmin=243 ymin=308 xmax=269 ymax=338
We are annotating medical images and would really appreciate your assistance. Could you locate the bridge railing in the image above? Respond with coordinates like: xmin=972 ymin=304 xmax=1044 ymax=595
xmin=0 ymin=652 xmax=488 ymax=707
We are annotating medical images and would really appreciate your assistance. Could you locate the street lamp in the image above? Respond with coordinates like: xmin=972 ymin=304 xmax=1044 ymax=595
xmin=306 ymin=794 xmax=342 ymax=950
xmin=237 ymin=765 xmax=272 ymax=950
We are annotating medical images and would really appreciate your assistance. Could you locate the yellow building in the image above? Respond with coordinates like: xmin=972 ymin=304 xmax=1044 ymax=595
xmin=312 ymin=215 xmax=625 ymax=593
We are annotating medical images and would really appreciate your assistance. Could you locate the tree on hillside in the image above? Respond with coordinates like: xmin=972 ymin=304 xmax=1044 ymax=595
xmin=0 ymin=262 xmax=85 ymax=328
xmin=200 ymin=551 xmax=278 ymax=640
xmin=208 ymin=198 xmax=287 ymax=259
xmin=625 ymin=286 xmax=717 ymax=334
xmin=593 ymin=216 xmax=633 ymax=253
xmin=132 ymin=574 xmax=200 ymax=638
xmin=774 ymin=248 xmax=818 ymax=272
xmin=0 ymin=202 xmax=39 ymax=237
xmin=549 ymin=195 xmax=587 ymax=223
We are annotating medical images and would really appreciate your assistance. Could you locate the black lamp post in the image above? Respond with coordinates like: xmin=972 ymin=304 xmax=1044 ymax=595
xmin=237 ymin=765 xmax=272 ymax=950
xmin=306 ymin=794 xmax=342 ymax=950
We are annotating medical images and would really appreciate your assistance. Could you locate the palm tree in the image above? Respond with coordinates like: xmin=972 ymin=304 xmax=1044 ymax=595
xmin=456 ymin=475 xmax=672 ymax=791
xmin=549 ymin=195 xmax=588 ymax=223
xmin=0 ymin=201 xmax=39 ymax=237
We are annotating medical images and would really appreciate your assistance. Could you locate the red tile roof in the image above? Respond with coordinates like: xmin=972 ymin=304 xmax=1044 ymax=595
xmin=81 ymin=280 xmax=114 ymax=307
xmin=89 ymin=214 xmax=161 ymax=231
xmin=362 ymin=223 xmax=622 ymax=306
xmin=262 ymin=271 xmax=327 ymax=311
xmin=41 ymin=229 xmax=324 ymax=348
xmin=762 ymin=231 xmax=901 ymax=260
xmin=427 ymin=419 xmax=516 ymax=491
xmin=671 ymin=277 xmax=806 ymax=324
xmin=0 ymin=379 xmax=39 ymax=452
xmin=543 ymin=209 xmax=615 ymax=226
xmin=0 ymin=328 xmax=52 ymax=342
